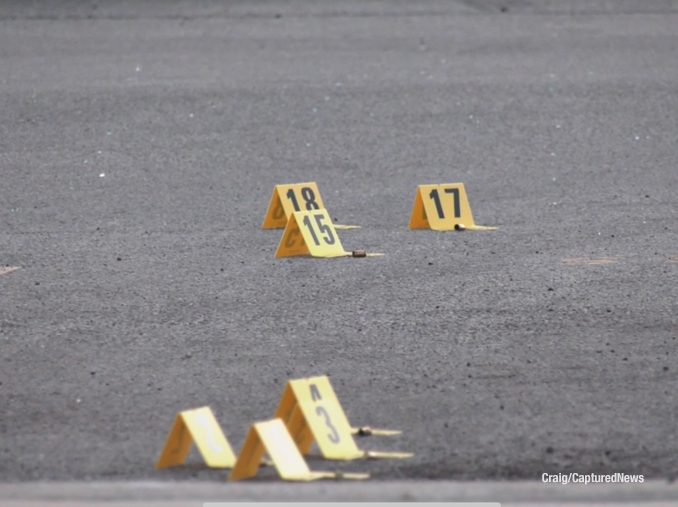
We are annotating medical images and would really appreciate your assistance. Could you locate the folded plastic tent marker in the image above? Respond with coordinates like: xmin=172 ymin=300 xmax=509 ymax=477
xmin=228 ymin=418 xmax=369 ymax=482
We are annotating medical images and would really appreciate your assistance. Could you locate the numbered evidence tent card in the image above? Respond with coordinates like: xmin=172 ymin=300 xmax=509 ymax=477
xmin=274 ymin=376 xmax=412 ymax=461
xmin=262 ymin=182 xmax=326 ymax=229
xmin=263 ymin=182 xmax=360 ymax=230
xmin=228 ymin=418 xmax=369 ymax=482
xmin=156 ymin=406 xmax=237 ymax=469
xmin=409 ymin=183 xmax=497 ymax=231
xmin=275 ymin=209 xmax=349 ymax=258
xmin=276 ymin=375 xmax=402 ymax=439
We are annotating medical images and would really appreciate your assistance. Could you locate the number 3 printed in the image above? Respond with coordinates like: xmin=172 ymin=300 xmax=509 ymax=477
xmin=315 ymin=406 xmax=340 ymax=444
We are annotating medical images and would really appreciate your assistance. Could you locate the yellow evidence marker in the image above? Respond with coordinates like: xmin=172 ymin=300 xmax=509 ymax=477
xmin=228 ymin=419 xmax=369 ymax=482
xmin=276 ymin=376 xmax=402 ymax=438
xmin=275 ymin=209 xmax=384 ymax=259
xmin=156 ymin=406 xmax=237 ymax=470
xmin=274 ymin=376 xmax=412 ymax=461
xmin=262 ymin=182 xmax=360 ymax=230
xmin=409 ymin=183 xmax=497 ymax=231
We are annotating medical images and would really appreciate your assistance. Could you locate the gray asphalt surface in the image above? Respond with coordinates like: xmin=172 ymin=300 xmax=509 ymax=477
xmin=3 ymin=480 xmax=678 ymax=506
xmin=1 ymin=0 xmax=678 ymax=492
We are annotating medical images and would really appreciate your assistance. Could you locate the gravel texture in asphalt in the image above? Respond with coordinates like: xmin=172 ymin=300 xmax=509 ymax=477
xmin=1 ymin=0 xmax=677 ymax=483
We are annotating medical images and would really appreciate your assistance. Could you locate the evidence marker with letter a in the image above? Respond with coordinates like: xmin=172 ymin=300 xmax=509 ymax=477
xmin=274 ymin=376 xmax=412 ymax=461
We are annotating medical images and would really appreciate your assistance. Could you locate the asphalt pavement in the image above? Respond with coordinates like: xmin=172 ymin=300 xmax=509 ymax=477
xmin=1 ymin=0 xmax=677 ymax=503
xmin=2 ymin=479 xmax=678 ymax=506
